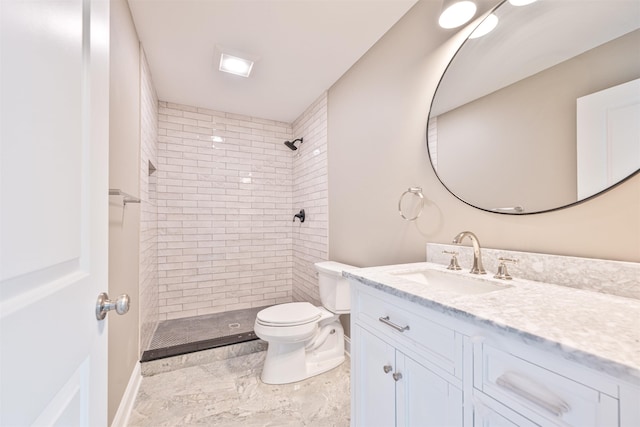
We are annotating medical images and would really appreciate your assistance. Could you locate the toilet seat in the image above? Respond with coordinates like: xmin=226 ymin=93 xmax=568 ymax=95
xmin=256 ymin=302 xmax=321 ymax=327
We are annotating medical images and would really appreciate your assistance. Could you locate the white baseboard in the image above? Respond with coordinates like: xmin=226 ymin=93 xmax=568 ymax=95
xmin=344 ymin=335 xmax=351 ymax=358
xmin=111 ymin=361 xmax=141 ymax=427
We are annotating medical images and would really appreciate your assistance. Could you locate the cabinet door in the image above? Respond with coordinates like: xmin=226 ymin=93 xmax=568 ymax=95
xmin=472 ymin=394 xmax=538 ymax=427
xmin=473 ymin=406 xmax=520 ymax=427
xmin=396 ymin=353 xmax=463 ymax=427
xmin=352 ymin=326 xmax=396 ymax=427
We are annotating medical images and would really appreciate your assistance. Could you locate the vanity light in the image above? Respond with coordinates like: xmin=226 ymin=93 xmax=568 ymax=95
xmin=439 ymin=0 xmax=477 ymax=29
xmin=508 ymin=0 xmax=538 ymax=5
xmin=219 ymin=53 xmax=254 ymax=77
xmin=468 ymin=13 xmax=498 ymax=39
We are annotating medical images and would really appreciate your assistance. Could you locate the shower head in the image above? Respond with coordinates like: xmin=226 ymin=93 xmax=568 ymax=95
xmin=284 ymin=140 xmax=298 ymax=150
xmin=284 ymin=138 xmax=303 ymax=151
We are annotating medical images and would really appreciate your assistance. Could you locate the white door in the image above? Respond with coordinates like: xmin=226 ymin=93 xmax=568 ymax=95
xmin=0 ymin=0 xmax=110 ymax=425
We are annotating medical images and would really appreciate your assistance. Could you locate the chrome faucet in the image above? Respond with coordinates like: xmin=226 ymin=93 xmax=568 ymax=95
xmin=452 ymin=231 xmax=486 ymax=274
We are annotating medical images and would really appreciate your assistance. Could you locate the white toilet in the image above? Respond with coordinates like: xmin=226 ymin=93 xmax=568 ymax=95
xmin=254 ymin=261 xmax=355 ymax=384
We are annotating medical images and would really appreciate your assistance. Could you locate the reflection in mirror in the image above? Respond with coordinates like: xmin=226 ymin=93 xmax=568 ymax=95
xmin=428 ymin=0 xmax=640 ymax=214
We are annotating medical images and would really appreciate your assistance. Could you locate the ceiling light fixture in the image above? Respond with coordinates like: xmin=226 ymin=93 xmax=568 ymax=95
xmin=438 ymin=0 xmax=477 ymax=29
xmin=468 ymin=13 xmax=498 ymax=39
xmin=508 ymin=0 xmax=538 ymax=5
xmin=219 ymin=53 xmax=254 ymax=77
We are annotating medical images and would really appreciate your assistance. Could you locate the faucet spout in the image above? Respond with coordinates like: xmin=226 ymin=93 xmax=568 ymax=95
xmin=452 ymin=231 xmax=486 ymax=274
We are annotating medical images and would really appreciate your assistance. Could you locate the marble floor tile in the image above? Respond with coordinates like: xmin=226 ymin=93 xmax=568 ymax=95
xmin=129 ymin=351 xmax=350 ymax=426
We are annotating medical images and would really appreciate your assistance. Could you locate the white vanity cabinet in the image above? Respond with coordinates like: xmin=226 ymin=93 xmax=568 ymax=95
xmin=350 ymin=280 xmax=640 ymax=427
xmin=351 ymin=284 xmax=464 ymax=427
xmin=472 ymin=338 xmax=620 ymax=427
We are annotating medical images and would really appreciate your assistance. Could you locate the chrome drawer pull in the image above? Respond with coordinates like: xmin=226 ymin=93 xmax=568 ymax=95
xmin=379 ymin=316 xmax=410 ymax=332
xmin=496 ymin=372 xmax=570 ymax=417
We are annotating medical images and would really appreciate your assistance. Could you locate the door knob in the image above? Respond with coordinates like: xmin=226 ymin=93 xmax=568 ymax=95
xmin=383 ymin=365 xmax=393 ymax=374
xmin=95 ymin=292 xmax=130 ymax=320
xmin=392 ymin=372 xmax=403 ymax=382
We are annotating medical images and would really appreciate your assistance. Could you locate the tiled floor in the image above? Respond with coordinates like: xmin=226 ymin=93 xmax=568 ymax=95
xmin=129 ymin=351 xmax=351 ymax=426
xmin=142 ymin=306 xmax=269 ymax=361
xmin=150 ymin=306 xmax=268 ymax=349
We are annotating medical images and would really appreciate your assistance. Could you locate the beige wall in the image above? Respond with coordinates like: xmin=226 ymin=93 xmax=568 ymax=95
xmin=435 ymin=30 xmax=640 ymax=212
xmin=139 ymin=48 xmax=159 ymax=355
xmin=108 ymin=0 xmax=141 ymax=423
xmin=328 ymin=0 xmax=640 ymax=267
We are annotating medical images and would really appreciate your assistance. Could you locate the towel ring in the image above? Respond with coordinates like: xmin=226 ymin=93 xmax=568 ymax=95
xmin=398 ymin=187 xmax=424 ymax=221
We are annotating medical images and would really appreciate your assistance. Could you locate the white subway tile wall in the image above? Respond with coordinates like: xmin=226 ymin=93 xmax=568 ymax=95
xmin=139 ymin=49 xmax=159 ymax=354
xmin=156 ymin=102 xmax=295 ymax=320
xmin=291 ymin=93 xmax=329 ymax=305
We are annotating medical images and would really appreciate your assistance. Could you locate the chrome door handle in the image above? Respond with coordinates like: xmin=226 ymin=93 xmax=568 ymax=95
xmin=96 ymin=292 xmax=130 ymax=320
xmin=392 ymin=372 xmax=403 ymax=382
xmin=383 ymin=365 xmax=393 ymax=374
xmin=379 ymin=316 xmax=410 ymax=332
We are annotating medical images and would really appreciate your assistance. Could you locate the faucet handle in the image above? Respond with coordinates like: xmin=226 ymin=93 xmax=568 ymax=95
xmin=443 ymin=250 xmax=462 ymax=271
xmin=494 ymin=257 xmax=518 ymax=280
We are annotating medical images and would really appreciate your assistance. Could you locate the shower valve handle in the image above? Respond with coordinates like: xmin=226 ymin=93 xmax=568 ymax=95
xmin=293 ymin=209 xmax=305 ymax=223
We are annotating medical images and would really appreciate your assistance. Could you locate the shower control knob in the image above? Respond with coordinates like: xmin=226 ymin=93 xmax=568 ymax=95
xmin=383 ymin=365 xmax=392 ymax=374
xmin=95 ymin=292 xmax=130 ymax=320
xmin=392 ymin=372 xmax=403 ymax=382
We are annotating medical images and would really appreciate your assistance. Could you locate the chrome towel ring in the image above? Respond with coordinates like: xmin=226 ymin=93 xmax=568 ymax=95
xmin=398 ymin=187 xmax=424 ymax=221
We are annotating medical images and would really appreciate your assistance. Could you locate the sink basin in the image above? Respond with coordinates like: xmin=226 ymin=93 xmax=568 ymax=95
xmin=388 ymin=268 xmax=510 ymax=296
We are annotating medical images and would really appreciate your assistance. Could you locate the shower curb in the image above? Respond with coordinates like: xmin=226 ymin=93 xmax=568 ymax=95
xmin=141 ymin=339 xmax=267 ymax=377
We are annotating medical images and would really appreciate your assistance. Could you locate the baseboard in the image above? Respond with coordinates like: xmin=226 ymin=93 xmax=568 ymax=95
xmin=344 ymin=335 xmax=351 ymax=358
xmin=111 ymin=361 xmax=141 ymax=427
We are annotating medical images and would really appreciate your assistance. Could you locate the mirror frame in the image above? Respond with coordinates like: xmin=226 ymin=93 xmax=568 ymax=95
xmin=426 ymin=0 xmax=640 ymax=215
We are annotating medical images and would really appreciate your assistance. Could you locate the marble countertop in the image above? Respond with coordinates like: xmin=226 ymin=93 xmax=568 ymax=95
xmin=344 ymin=262 xmax=640 ymax=384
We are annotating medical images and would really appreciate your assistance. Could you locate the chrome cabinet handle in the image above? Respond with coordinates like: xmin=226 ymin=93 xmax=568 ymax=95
xmin=96 ymin=292 xmax=130 ymax=320
xmin=379 ymin=316 xmax=410 ymax=332
xmin=392 ymin=372 xmax=403 ymax=382
xmin=383 ymin=365 xmax=392 ymax=374
xmin=496 ymin=372 xmax=570 ymax=417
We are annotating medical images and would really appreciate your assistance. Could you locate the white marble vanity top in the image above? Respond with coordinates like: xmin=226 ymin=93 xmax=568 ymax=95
xmin=345 ymin=262 xmax=640 ymax=384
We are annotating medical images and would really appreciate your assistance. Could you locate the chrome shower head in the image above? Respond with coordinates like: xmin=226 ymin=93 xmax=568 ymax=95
xmin=284 ymin=138 xmax=303 ymax=151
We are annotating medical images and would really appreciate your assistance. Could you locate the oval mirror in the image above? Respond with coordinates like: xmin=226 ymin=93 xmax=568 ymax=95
xmin=428 ymin=0 xmax=640 ymax=214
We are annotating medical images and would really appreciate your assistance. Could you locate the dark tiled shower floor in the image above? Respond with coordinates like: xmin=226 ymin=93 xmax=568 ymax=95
xmin=141 ymin=306 xmax=269 ymax=362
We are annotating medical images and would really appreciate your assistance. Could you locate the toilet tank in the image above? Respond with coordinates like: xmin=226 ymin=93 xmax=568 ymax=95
xmin=315 ymin=261 xmax=356 ymax=314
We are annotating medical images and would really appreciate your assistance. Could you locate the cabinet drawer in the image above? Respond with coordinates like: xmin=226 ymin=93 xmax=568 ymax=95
xmin=355 ymin=287 xmax=460 ymax=377
xmin=474 ymin=343 xmax=618 ymax=426
xmin=473 ymin=392 xmax=538 ymax=427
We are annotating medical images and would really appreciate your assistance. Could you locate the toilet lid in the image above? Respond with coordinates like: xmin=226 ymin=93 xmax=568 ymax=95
xmin=256 ymin=302 xmax=321 ymax=326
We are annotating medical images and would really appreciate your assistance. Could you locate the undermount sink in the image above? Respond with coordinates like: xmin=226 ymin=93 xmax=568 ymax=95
xmin=388 ymin=268 xmax=510 ymax=296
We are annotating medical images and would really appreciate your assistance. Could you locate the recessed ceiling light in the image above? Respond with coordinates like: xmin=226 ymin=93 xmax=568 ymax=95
xmin=219 ymin=53 xmax=253 ymax=77
xmin=439 ymin=0 xmax=477 ymax=29
xmin=469 ymin=13 xmax=498 ymax=39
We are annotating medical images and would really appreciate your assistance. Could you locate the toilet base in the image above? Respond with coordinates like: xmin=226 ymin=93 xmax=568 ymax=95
xmin=260 ymin=320 xmax=345 ymax=385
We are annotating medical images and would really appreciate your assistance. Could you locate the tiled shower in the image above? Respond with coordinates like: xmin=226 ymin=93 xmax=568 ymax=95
xmin=138 ymin=54 xmax=329 ymax=360
xmin=155 ymin=103 xmax=295 ymax=319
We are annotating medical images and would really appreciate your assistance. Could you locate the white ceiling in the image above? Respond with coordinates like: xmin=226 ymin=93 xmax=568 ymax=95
xmin=127 ymin=0 xmax=420 ymax=123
